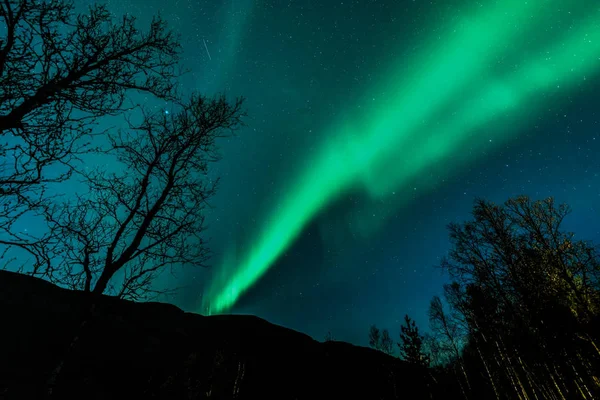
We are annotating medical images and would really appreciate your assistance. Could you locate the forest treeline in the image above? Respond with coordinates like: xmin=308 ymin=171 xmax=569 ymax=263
xmin=369 ymin=196 xmax=600 ymax=399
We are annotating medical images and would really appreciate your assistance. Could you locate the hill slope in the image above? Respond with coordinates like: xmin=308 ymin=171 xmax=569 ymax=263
xmin=0 ymin=270 xmax=456 ymax=399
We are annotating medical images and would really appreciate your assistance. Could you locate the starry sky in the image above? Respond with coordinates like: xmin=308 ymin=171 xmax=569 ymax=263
xmin=73 ymin=0 xmax=599 ymax=347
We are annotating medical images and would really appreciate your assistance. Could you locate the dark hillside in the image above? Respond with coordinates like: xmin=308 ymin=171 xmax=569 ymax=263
xmin=0 ymin=270 xmax=457 ymax=399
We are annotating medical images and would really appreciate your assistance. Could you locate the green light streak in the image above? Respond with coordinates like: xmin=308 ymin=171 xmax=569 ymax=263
xmin=204 ymin=0 xmax=600 ymax=314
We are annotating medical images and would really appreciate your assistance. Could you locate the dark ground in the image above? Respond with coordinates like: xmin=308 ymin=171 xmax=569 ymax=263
xmin=0 ymin=270 xmax=459 ymax=399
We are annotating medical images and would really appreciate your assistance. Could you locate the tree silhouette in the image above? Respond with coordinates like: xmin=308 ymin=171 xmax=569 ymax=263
xmin=0 ymin=1 xmax=246 ymax=298
xmin=368 ymin=325 xmax=394 ymax=356
xmin=398 ymin=315 xmax=429 ymax=367
xmin=437 ymin=196 xmax=600 ymax=399
xmin=0 ymin=0 xmax=182 ymax=273
xmin=428 ymin=295 xmax=471 ymax=393
xmin=363 ymin=196 xmax=600 ymax=397
xmin=380 ymin=329 xmax=394 ymax=356
xmin=428 ymin=296 xmax=464 ymax=364
xmin=42 ymin=94 xmax=244 ymax=297
xmin=368 ymin=325 xmax=381 ymax=349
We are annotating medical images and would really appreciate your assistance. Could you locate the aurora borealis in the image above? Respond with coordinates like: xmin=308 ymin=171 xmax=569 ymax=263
xmin=203 ymin=0 xmax=600 ymax=314
xmin=74 ymin=0 xmax=600 ymax=346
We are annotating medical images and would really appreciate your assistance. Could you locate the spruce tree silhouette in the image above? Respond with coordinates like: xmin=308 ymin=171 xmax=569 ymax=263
xmin=398 ymin=315 xmax=430 ymax=367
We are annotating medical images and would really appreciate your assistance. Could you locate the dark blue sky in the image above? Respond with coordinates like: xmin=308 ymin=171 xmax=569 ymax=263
xmin=76 ymin=0 xmax=600 ymax=348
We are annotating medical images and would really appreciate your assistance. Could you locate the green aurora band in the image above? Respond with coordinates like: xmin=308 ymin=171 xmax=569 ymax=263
xmin=204 ymin=0 xmax=600 ymax=314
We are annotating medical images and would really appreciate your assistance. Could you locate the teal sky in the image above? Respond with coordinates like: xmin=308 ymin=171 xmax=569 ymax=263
xmin=72 ymin=0 xmax=600 ymax=346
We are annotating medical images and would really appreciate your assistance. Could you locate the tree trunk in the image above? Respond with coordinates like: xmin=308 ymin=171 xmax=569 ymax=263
xmin=92 ymin=269 xmax=113 ymax=295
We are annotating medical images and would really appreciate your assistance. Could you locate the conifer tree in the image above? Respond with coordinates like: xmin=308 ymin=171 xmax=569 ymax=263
xmin=398 ymin=315 xmax=430 ymax=367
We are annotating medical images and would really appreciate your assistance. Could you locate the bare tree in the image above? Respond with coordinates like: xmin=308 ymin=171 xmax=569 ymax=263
xmin=324 ymin=331 xmax=334 ymax=342
xmin=380 ymin=328 xmax=394 ymax=356
xmin=369 ymin=325 xmax=396 ymax=356
xmin=439 ymin=196 xmax=600 ymax=398
xmin=0 ymin=3 xmax=246 ymax=392
xmin=428 ymin=296 xmax=471 ymax=390
xmin=38 ymin=94 xmax=244 ymax=298
xmin=0 ymin=0 xmax=181 ymax=264
xmin=428 ymin=296 xmax=465 ymax=364
xmin=369 ymin=325 xmax=381 ymax=350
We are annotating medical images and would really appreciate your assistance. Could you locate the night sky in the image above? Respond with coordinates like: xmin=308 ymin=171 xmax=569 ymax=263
xmin=76 ymin=0 xmax=600 ymax=347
